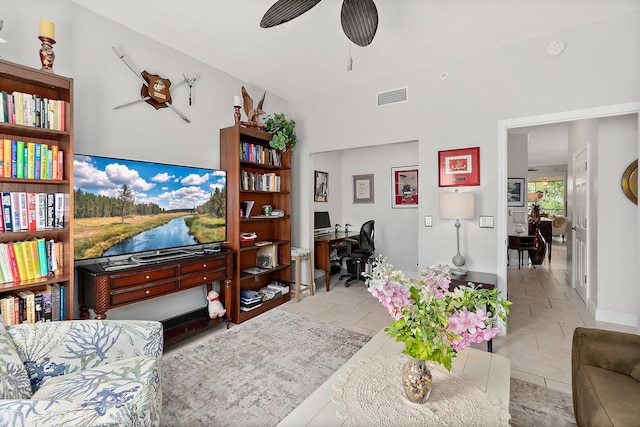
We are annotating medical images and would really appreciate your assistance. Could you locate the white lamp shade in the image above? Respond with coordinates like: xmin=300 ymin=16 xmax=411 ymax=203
xmin=513 ymin=211 xmax=527 ymax=224
xmin=439 ymin=191 xmax=475 ymax=220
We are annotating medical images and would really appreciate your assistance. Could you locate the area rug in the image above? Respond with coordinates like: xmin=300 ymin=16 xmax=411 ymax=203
xmin=161 ymin=309 xmax=371 ymax=427
xmin=509 ymin=378 xmax=577 ymax=426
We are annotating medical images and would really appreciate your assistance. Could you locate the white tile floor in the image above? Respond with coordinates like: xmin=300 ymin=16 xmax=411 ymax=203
xmin=279 ymin=238 xmax=637 ymax=395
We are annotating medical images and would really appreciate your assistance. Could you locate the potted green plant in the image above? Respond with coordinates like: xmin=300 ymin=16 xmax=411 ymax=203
xmin=264 ymin=113 xmax=297 ymax=152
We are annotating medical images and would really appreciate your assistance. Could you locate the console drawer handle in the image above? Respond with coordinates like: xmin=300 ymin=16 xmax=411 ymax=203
xmin=202 ymin=276 xmax=207 ymax=281
xmin=145 ymin=275 xmax=150 ymax=279
xmin=203 ymin=263 xmax=207 ymax=268
xmin=145 ymin=290 xmax=150 ymax=294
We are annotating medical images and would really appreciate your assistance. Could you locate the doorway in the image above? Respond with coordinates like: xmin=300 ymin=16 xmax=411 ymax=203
xmin=497 ymin=102 xmax=640 ymax=311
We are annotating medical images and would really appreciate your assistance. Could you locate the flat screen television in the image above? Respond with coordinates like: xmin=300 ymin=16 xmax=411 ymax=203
xmin=73 ymin=154 xmax=226 ymax=263
xmin=314 ymin=211 xmax=332 ymax=235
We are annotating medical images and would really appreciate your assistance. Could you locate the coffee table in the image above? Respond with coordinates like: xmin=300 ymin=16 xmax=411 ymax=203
xmin=278 ymin=329 xmax=511 ymax=426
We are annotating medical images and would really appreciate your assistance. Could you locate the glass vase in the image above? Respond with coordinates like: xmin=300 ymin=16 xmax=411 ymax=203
xmin=401 ymin=357 xmax=433 ymax=403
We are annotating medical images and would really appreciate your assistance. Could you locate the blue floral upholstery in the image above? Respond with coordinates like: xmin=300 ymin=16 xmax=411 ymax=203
xmin=0 ymin=320 xmax=163 ymax=426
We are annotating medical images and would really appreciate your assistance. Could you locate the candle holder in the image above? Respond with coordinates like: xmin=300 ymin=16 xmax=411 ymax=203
xmin=38 ymin=36 xmax=56 ymax=72
xmin=233 ymin=105 xmax=241 ymax=125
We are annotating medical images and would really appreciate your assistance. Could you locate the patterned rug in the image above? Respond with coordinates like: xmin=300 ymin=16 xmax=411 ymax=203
xmin=509 ymin=378 xmax=577 ymax=426
xmin=161 ymin=309 xmax=371 ymax=427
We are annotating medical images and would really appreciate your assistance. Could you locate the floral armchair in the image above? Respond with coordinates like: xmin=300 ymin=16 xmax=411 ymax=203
xmin=0 ymin=319 xmax=163 ymax=426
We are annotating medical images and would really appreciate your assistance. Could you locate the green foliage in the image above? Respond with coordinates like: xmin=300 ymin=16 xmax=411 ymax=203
xmin=264 ymin=113 xmax=297 ymax=152
xmin=527 ymin=180 xmax=565 ymax=215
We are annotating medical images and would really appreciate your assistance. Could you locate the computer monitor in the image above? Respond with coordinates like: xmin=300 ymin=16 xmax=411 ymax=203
xmin=314 ymin=211 xmax=332 ymax=235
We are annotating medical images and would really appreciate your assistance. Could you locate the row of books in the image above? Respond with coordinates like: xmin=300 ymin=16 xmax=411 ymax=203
xmin=0 ymin=90 xmax=67 ymax=131
xmin=240 ymin=170 xmax=281 ymax=192
xmin=1 ymin=192 xmax=65 ymax=232
xmin=0 ymin=139 xmax=64 ymax=180
xmin=239 ymin=141 xmax=282 ymax=167
xmin=0 ymin=240 xmax=62 ymax=284
xmin=0 ymin=283 xmax=66 ymax=325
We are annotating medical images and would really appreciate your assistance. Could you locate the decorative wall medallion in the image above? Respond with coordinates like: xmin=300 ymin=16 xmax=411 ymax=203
xmin=621 ymin=159 xmax=638 ymax=205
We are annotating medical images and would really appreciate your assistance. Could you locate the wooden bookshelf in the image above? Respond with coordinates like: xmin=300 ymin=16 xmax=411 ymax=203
xmin=0 ymin=59 xmax=74 ymax=321
xmin=220 ymin=125 xmax=291 ymax=324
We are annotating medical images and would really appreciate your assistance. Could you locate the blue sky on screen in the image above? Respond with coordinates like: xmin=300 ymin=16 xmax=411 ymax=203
xmin=74 ymin=155 xmax=226 ymax=211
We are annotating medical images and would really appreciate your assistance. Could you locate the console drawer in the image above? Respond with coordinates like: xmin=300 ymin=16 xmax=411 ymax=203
xmin=180 ymin=269 xmax=228 ymax=290
xmin=180 ymin=257 xmax=226 ymax=275
xmin=110 ymin=280 xmax=177 ymax=306
xmin=110 ymin=266 xmax=177 ymax=289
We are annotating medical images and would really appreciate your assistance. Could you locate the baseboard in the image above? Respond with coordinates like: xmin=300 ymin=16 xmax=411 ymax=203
xmin=594 ymin=307 xmax=638 ymax=327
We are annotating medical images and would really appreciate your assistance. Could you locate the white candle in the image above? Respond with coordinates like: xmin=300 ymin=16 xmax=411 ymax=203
xmin=39 ymin=19 xmax=55 ymax=39
xmin=233 ymin=95 xmax=242 ymax=107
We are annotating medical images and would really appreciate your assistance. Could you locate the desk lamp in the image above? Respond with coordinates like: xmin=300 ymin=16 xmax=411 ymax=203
xmin=513 ymin=211 xmax=527 ymax=235
xmin=439 ymin=190 xmax=475 ymax=276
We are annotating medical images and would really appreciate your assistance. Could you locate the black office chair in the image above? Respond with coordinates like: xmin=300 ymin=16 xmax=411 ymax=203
xmin=339 ymin=220 xmax=375 ymax=287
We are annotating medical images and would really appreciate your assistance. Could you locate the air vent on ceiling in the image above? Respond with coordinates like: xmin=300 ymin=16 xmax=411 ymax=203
xmin=377 ymin=87 xmax=408 ymax=107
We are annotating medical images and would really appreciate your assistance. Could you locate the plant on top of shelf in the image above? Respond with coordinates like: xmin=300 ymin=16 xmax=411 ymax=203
xmin=264 ymin=113 xmax=297 ymax=152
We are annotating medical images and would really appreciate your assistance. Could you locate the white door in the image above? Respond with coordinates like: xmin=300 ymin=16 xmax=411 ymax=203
xmin=572 ymin=147 xmax=588 ymax=303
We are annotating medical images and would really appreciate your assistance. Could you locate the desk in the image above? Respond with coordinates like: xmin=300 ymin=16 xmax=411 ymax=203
xmin=508 ymin=235 xmax=537 ymax=269
xmin=278 ymin=329 xmax=511 ymax=426
xmin=314 ymin=232 xmax=359 ymax=291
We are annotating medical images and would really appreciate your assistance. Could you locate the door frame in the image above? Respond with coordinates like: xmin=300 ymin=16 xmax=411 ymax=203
xmin=496 ymin=102 xmax=640 ymax=297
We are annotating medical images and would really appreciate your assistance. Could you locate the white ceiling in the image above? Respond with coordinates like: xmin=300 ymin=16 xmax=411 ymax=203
xmin=69 ymin=0 xmax=640 ymax=103
xmin=68 ymin=0 xmax=639 ymax=168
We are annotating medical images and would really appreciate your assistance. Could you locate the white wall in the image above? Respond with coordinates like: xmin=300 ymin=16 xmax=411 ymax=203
xmin=596 ymin=114 xmax=638 ymax=326
xmin=290 ymin=11 xmax=640 ymax=314
xmin=2 ymin=0 xmax=289 ymax=320
xmin=507 ymin=134 xmax=528 ymax=237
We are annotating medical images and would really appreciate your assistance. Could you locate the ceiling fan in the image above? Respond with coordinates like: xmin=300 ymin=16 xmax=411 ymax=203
xmin=260 ymin=0 xmax=378 ymax=47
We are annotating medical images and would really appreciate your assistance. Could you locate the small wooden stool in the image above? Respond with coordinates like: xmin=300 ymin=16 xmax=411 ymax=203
xmin=291 ymin=247 xmax=314 ymax=302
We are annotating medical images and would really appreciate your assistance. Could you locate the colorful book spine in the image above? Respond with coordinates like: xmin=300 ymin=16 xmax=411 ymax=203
xmin=34 ymin=143 xmax=41 ymax=180
xmin=13 ymin=242 xmax=29 ymax=281
xmin=6 ymin=243 xmax=21 ymax=282
xmin=36 ymin=238 xmax=48 ymax=277
xmin=26 ymin=142 xmax=35 ymax=179
xmin=1 ymin=193 xmax=12 ymax=232
xmin=15 ymin=140 xmax=24 ymax=179
xmin=3 ymin=139 xmax=10 ymax=178
xmin=0 ymin=243 xmax=12 ymax=283
xmin=29 ymin=240 xmax=41 ymax=279
xmin=26 ymin=192 xmax=37 ymax=231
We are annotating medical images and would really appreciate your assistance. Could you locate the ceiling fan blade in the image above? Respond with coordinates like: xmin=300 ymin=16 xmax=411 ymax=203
xmin=260 ymin=0 xmax=322 ymax=28
xmin=341 ymin=0 xmax=378 ymax=47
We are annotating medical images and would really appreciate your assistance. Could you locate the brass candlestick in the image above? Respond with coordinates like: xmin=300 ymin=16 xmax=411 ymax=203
xmin=38 ymin=36 xmax=55 ymax=72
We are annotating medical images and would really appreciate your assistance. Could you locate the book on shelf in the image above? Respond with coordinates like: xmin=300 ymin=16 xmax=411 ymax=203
xmin=240 ymin=200 xmax=254 ymax=218
xmin=48 ymin=283 xmax=61 ymax=321
xmin=1 ymin=193 xmax=13 ymax=232
xmin=38 ymin=287 xmax=52 ymax=322
xmin=16 ymin=290 xmax=35 ymax=324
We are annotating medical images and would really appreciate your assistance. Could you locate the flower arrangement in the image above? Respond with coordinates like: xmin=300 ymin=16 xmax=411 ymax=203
xmin=366 ymin=258 xmax=511 ymax=371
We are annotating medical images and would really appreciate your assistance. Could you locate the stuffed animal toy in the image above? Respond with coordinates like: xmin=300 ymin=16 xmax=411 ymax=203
xmin=207 ymin=290 xmax=226 ymax=319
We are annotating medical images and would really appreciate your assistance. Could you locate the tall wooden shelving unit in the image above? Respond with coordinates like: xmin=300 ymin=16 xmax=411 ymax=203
xmin=220 ymin=125 xmax=291 ymax=324
xmin=0 ymin=60 xmax=74 ymax=319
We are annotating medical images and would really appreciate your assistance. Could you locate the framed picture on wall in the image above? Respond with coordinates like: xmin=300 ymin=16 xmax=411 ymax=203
xmin=507 ymin=177 xmax=525 ymax=207
xmin=353 ymin=174 xmax=374 ymax=204
xmin=438 ymin=147 xmax=480 ymax=187
xmin=391 ymin=166 xmax=418 ymax=208
xmin=314 ymin=170 xmax=328 ymax=202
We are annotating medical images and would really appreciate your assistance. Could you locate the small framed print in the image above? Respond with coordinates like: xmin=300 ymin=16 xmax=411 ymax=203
xmin=391 ymin=166 xmax=418 ymax=208
xmin=507 ymin=178 xmax=525 ymax=207
xmin=353 ymin=174 xmax=374 ymax=204
xmin=314 ymin=170 xmax=328 ymax=202
xmin=438 ymin=147 xmax=480 ymax=187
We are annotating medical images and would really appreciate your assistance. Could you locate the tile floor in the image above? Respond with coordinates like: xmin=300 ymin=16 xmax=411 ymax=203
xmin=279 ymin=238 xmax=637 ymax=395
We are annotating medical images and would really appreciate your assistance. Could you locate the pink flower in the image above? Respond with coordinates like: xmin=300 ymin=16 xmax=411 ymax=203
xmin=368 ymin=279 xmax=411 ymax=320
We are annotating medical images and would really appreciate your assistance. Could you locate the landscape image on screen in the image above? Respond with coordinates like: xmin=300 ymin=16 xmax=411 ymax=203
xmin=73 ymin=154 xmax=226 ymax=261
